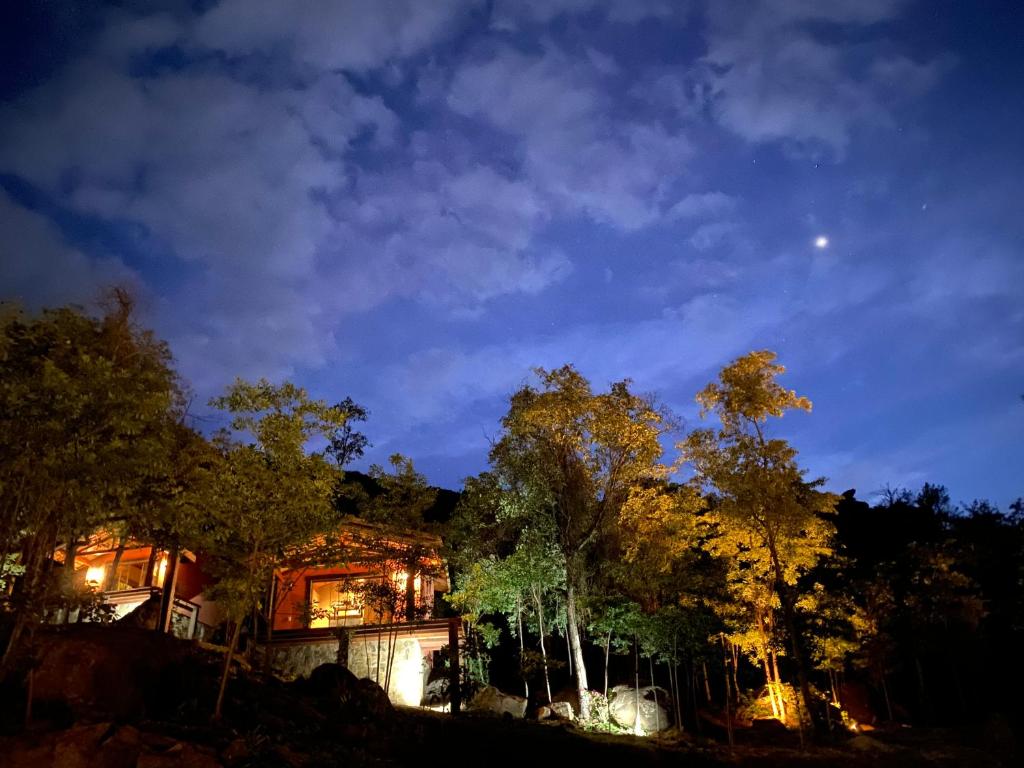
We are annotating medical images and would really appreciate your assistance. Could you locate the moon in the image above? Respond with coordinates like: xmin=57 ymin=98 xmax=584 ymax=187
xmin=814 ymin=235 xmax=829 ymax=249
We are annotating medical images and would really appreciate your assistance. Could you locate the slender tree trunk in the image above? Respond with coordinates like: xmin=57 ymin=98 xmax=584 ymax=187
xmin=690 ymin=659 xmax=702 ymax=734
xmin=731 ymin=643 xmax=740 ymax=704
xmin=763 ymin=655 xmax=781 ymax=718
xmin=915 ymin=655 xmax=929 ymax=722
xmin=723 ymin=637 xmax=734 ymax=748
xmin=144 ymin=547 xmax=158 ymax=587
xmin=770 ymin=649 xmax=787 ymax=721
xmin=214 ymin=620 xmax=242 ymax=720
xmin=565 ymin=583 xmax=590 ymax=719
xmin=604 ymin=629 xmax=611 ymax=700
xmin=405 ymin=572 xmax=417 ymax=623
xmin=701 ymin=661 xmax=712 ymax=704
xmin=881 ymin=674 xmax=894 ymax=722
xmin=263 ymin=573 xmax=277 ymax=677
xmin=104 ymin=538 xmax=126 ymax=591
xmin=516 ymin=595 xmax=528 ymax=699
xmin=649 ymin=653 xmax=662 ymax=732
xmin=533 ymin=586 xmax=552 ymax=704
xmin=62 ymin=536 xmax=79 ymax=624
xmin=633 ymin=634 xmax=642 ymax=735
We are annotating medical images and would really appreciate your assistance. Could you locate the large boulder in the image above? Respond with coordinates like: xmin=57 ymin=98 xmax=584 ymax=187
xmin=469 ymin=685 xmax=528 ymax=718
xmin=30 ymin=625 xmax=204 ymax=721
xmin=302 ymin=663 xmax=392 ymax=722
xmin=609 ymin=685 xmax=670 ymax=735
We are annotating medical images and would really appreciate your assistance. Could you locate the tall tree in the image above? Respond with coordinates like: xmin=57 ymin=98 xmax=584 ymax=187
xmin=681 ymin=350 xmax=837 ymax=730
xmin=0 ymin=291 xmax=185 ymax=673
xmin=488 ymin=365 xmax=673 ymax=719
xmin=204 ymin=379 xmax=346 ymax=718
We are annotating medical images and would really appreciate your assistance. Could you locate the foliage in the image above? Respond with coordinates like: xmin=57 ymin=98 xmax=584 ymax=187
xmin=0 ymin=292 xmax=187 ymax=672
xmin=202 ymin=378 xmax=347 ymax=716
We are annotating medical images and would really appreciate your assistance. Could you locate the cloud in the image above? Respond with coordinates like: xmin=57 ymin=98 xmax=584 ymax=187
xmin=0 ymin=189 xmax=139 ymax=310
xmin=447 ymin=44 xmax=691 ymax=229
xmin=667 ymin=192 xmax=738 ymax=220
xmin=698 ymin=0 xmax=949 ymax=158
xmin=193 ymin=0 xmax=478 ymax=72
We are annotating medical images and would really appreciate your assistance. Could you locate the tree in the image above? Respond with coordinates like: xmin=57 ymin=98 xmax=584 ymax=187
xmin=0 ymin=291 xmax=186 ymax=674
xmin=680 ymin=350 xmax=837 ymax=731
xmin=203 ymin=379 xmax=347 ymax=718
xmin=325 ymin=397 xmax=370 ymax=468
xmin=488 ymin=365 xmax=674 ymax=719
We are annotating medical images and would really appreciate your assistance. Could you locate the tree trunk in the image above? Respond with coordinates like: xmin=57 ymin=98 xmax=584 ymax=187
xmin=143 ymin=547 xmax=159 ymax=586
xmin=517 ymin=595 xmax=529 ymax=699
xmin=405 ymin=571 xmax=417 ymax=621
xmin=723 ymin=637 xmax=734 ymax=748
xmin=604 ymin=629 xmax=611 ymax=700
xmin=262 ymin=574 xmax=277 ymax=677
xmin=62 ymin=536 xmax=79 ymax=624
xmin=763 ymin=655 xmax=781 ymax=718
xmin=156 ymin=546 xmax=180 ymax=634
xmin=633 ymin=634 xmax=642 ymax=735
xmin=767 ymin=538 xmax=820 ymax=731
xmin=881 ymin=674 xmax=894 ymax=722
xmin=701 ymin=661 xmax=712 ymax=704
xmin=533 ymin=588 xmax=553 ymax=704
xmin=214 ymin=620 xmax=242 ymax=720
xmin=104 ymin=538 xmax=126 ymax=592
xmin=565 ymin=583 xmax=590 ymax=720
xmin=770 ymin=649 xmax=787 ymax=721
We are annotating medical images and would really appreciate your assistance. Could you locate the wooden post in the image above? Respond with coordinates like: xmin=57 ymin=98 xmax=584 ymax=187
xmin=448 ymin=617 xmax=461 ymax=714
xmin=157 ymin=547 xmax=180 ymax=634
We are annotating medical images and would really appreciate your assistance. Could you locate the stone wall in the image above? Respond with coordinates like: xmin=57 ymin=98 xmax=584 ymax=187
xmin=271 ymin=634 xmax=426 ymax=707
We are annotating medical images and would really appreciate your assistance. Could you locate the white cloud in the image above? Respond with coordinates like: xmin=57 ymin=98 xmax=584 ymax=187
xmin=0 ymin=189 xmax=139 ymax=310
xmin=448 ymin=45 xmax=691 ymax=229
xmin=698 ymin=0 xmax=949 ymax=158
xmin=193 ymin=0 xmax=478 ymax=72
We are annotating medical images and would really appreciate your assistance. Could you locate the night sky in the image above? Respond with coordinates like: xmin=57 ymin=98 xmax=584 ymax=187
xmin=1 ymin=1 xmax=1021 ymax=505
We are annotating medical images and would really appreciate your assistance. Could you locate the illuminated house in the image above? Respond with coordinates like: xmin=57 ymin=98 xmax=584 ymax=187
xmin=58 ymin=514 xmax=457 ymax=708
xmin=265 ymin=518 xmax=456 ymax=707
xmin=55 ymin=533 xmax=211 ymax=639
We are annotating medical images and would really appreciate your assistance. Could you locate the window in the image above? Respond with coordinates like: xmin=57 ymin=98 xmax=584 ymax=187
xmin=308 ymin=577 xmax=368 ymax=628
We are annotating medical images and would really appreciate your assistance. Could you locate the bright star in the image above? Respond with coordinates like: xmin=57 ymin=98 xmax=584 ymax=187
xmin=814 ymin=236 xmax=829 ymax=249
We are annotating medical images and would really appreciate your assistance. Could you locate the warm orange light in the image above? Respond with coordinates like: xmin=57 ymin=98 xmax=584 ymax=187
xmin=156 ymin=556 xmax=168 ymax=586
xmin=85 ymin=565 xmax=105 ymax=585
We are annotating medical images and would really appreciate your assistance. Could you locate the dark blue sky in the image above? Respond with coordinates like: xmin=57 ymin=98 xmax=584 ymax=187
xmin=2 ymin=1 xmax=1021 ymax=505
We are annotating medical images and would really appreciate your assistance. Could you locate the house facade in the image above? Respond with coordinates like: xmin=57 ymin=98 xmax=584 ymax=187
xmin=63 ymin=519 xmax=458 ymax=708
xmin=265 ymin=519 xmax=457 ymax=707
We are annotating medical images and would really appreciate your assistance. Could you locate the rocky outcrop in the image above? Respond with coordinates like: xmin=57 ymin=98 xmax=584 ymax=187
xmin=469 ymin=685 xmax=528 ymax=718
xmin=609 ymin=685 xmax=670 ymax=735
xmin=30 ymin=625 xmax=206 ymax=721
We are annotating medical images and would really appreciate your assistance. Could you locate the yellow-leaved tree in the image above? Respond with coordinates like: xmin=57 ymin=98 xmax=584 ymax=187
xmin=680 ymin=350 xmax=837 ymax=731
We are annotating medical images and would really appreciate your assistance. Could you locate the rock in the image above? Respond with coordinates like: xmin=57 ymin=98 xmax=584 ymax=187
xmin=95 ymin=725 xmax=145 ymax=768
xmin=31 ymin=625 xmax=200 ymax=721
xmin=421 ymin=677 xmax=449 ymax=706
xmin=609 ymin=685 xmax=670 ymax=735
xmin=136 ymin=742 xmax=222 ymax=768
xmin=352 ymin=677 xmax=393 ymax=721
xmin=469 ymin=686 xmax=528 ymax=718
xmin=53 ymin=722 xmax=113 ymax=768
xmin=535 ymin=705 xmax=552 ymax=720
xmin=303 ymin=663 xmax=393 ymax=722
xmin=221 ymin=738 xmax=250 ymax=765
xmin=750 ymin=717 xmax=790 ymax=738
xmin=549 ymin=701 xmax=575 ymax=721
xmin=117 ymin=595 xmax=161 ymax=630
